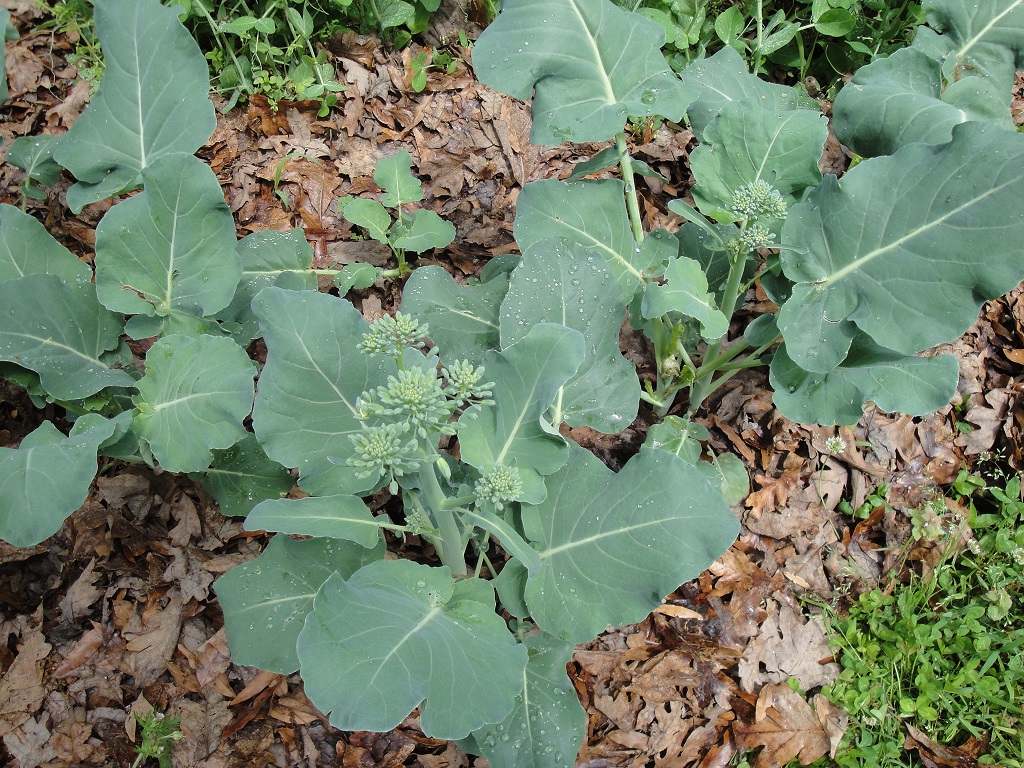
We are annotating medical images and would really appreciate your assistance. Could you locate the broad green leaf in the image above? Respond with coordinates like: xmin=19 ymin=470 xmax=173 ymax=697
xmin=644 ymin=415 xmax=707 ymax=464
xmin=389 ymin=209 xmax=456 ymax=252
xmin=833 ymin=29 xmax=1017 ymax=157
xmin=779 ymin=123 xmax=1024 ymax=373
xmin=694 ymin=451 xmax=749 ymax=506
xmin=374 ymin=150 xmax=424 ymax=206
xmin=523 ymin=443 xmax=738 ymax=644
xmin=216 ymin=228 xmax=317 ymax=342
xmin=473 ymin=0 xmax=691 ymax=144
xmin=0 ymin=415 xmax=121 ymax=546
xmin=459 ymin=324 xmax=584 ymax=478
xmin=365 ymin=0 xmax=415 ymax=29
xmin=924 ymin=0 xmax=1024 ymax=65
xmin=94 ymin=153 xmax=241 ymax=321
xmin=641 ymin=256 xmax=729 ymax=339
xmin=133 ymin=335 xmax=256 ymax=473
xmin=339 ymin=197 xmax=391 ymax=242
xmin=493 ymin=559 xmax=530 ymax=619
xmin=297 ymin=560 xmax=528 ymax=739
xmin=0 ymin=274 xmax=134 ymax=400
xmin=0 ymin=204 xmax=91 ymax=284
xmin=6 ymin=136 xmax=62 ymax=199
xmin=334 ymin=262 xmax=381 ymax=293
xmin=251 ymin=287 xmax=394 ymax=495
xmin=678 ymin=47 xmax=816 ymax=138
xmin=473 ymin=633 xmax=586 ymax=768
xmin=714 ymin=4 xmax=745 ymax=43
xmin=52 ymin=0 xmax=216 ymax=209
xmin=188 ymin=434 xmax=293 ymax=517
xmin=514 ymin=179 xmax=650 ymax=301
xmin=675 ymin=221 xmax=755 ymax=302
xmin=814 ymin=8 xmax=856 ymax=36
xmin=244 ymin=495 xmax=384 ymax=549
xmin=500 ymin=240 xmax=639 ymax=434
xmin=215 ymin=534 xmax=384 ymax=673
xmin=770 ymin=339 xmax=960 ymax=426
xmin=689 ymin=103 xmax=828 ymax=219
xmin=403 ymin=264 xmax=510 ymax=367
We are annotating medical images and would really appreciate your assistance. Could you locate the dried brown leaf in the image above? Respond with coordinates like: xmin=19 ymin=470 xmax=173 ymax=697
xmin=733 ymin=683 xmax=846 ymax=768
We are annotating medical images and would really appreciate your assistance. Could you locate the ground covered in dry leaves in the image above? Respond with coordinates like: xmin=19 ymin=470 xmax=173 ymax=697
xmin=2 ymin=3 xmax=1024 ymax=766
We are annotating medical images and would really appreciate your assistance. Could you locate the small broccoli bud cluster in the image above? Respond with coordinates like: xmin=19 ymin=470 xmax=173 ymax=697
xmin=359 ymin=366 xmax=456 ymax=438
xmin=358 ymin=312 xmax=428 ymax=358
xmin=348 ymin=422 xmax=422 ymax=485
xmin=474 ymin=464 xmax=523 ymax=511
xmin=442 ymin=359 xmax=494 ymax=409
xmin=730 ymin=179 xmax=788 ymax=221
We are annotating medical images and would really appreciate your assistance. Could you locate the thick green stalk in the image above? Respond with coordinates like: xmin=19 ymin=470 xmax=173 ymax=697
xmin=686 ymin=247 xmax=749 ymax=415
xmin=418 ymin=461 xmax=467 ymax=575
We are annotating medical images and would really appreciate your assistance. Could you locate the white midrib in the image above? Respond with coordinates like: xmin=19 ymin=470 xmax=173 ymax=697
xmin=957 ymin=0 xmax=1024 ymax=60
xmin=823 ymin=172 xmax=1019 ymax=287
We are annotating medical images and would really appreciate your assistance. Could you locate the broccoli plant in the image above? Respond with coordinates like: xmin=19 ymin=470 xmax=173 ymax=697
xmin=1 ymin=0 xmax=1023 ymax=766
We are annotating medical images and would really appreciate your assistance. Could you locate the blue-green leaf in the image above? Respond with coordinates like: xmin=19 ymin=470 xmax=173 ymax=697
xmin=523 ymin=443 xmax=738 ymax=644
xmin=770 ymin=338 xmax=960 ymax=426
xmin=216 ymin=228 xmax=317 ymax=342
xmin=641 ymin=255 xmax=729 ymax=339
xmin=689 ymin=102 xmax=828 ymax=219
xmin=459 ymin=324 xmax=584 ymax=478
xmin=133 ymin=335 xmax=256 ymax=473
xmin=0 ymin=415 xmax=123 ymax=546
xmin=215 ymin=534 xmax=384 ymax=674
xmin=94 ymin=153 xmax=241 ymax=323
xmin=0 ymin=204 xmax=91 ymax=285
xmin=514 ymin=179 xmax=650 ymax=301
xmin=779 ymin=123 xmax=1024 ymax=372
xmin=473 ymin=633 xmax=586 ymax=768
xmin=251 ymin=288 xmax=394 ymax=496
xmin=500 ymin=239 xmax=639 ymax=433
xmin=474 ymin=0 xmax=692 ymax=144
xmin=53 ymin=0 xmax=216 ymax=209
xmin=402 ymin=265 xmax=510 ymax=367
xmin=297 ymin=560 xmax=527 ymax=739
xmin=188 ymin=434 xmax=293 ymax=517
xmin=678 ymin=47 xmax=816 ymax=139
xmin=0 ymin=274 xmax=134 ymax=400
xmin=245 ymin=495 xmax=385 ymax=549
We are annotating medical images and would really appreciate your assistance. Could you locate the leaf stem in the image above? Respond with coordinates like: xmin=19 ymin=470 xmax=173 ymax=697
xmin=616 ymin=132 xmax=645 ymax=244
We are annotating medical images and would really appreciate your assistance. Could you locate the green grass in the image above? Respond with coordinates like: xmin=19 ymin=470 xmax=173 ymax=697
xmin=813 ymin=467 xmax=1024 ymax=767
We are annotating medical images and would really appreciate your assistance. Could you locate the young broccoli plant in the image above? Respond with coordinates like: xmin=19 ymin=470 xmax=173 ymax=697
xmin=337 ymin=150 xmax=456 ymax=289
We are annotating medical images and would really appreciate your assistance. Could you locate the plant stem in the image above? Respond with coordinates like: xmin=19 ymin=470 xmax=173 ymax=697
xmin=616 ymin=132 xmax=645 ymax=244
xmin=687 ymin=245 xmax=750 ymax=415
xmin=754 ymin=0 xmax=765 ymax=74
xmin=418 ymin=461 xmax=467 ymax=575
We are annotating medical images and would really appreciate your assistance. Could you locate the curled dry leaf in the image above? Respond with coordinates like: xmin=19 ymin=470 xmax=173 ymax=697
xmin=733 ymin=683 xmax=847 ymax=768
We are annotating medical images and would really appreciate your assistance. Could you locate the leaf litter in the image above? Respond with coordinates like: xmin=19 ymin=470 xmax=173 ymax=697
xmin=1 ymin=8 xmax=1023 ymax=767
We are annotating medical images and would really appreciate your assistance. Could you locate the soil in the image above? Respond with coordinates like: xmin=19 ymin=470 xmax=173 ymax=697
xmin=2 ymin=3 xmax=1024 ymax=767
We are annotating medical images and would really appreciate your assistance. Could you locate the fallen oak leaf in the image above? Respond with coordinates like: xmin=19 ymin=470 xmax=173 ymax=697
xmin=904 ymin=723 xmax=987 ymax=768
xmin=733 ymin=683 xmax=847 ymax=768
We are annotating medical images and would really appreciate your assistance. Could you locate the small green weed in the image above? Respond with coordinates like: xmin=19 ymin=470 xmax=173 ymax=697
xmin=130 ymin=710 xmax=182 ymax=768
xmin=821 ymin=470 xmax=1024 ymax=767
xmin=614 ymin=0 xmax=923 ymax=93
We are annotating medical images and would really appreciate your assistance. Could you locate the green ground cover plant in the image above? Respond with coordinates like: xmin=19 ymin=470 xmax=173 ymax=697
xmin=818 ymin=471 xmax=1024 ymax=767
xmin=614 ymin=0 xmax=923 ymax=92
xmin=1 ymin=0 xmax=1023 ymax=765
xmin=38 ymin=0 xmax=455 ymax=112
